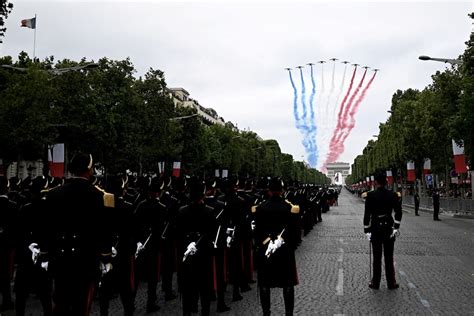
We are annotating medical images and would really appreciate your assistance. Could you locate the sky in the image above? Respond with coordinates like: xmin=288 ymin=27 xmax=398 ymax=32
xmin=1 ymin=0 xmax=473 ymax=172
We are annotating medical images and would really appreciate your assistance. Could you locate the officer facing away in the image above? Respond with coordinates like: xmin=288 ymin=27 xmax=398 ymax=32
xmin=363 ymin=172 xmax=402 ymax=290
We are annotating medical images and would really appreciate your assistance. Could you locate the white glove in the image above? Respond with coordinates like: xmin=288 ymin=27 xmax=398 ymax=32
xmin=226 ymin=228 xmax=234 ymax=235
xmin=183 ymin=242 xmax=197 ymax=262
xmin=265 ymin=240 xmax=275 ymax=257
xmin=100 ymin=262 xmax=113 ymax=275
xmin=41 ymin=261 xmax=49 ymax=271
xmin=273 ymin=237 xmax=284 ymax=250
xmin=390 ymin=229 xmax=400 ymax=239
xmin=28 ymin=243 xmax=40 ymax=264
xmin=366 ymin=233 xmax=372 ymax=241
xmin=251 ymin=221 xmax=256 ymax=231
xmin=111 ymin=246 xmax=118 ymax=258
xmin=226 ymin=236 xmax=233 ymax=248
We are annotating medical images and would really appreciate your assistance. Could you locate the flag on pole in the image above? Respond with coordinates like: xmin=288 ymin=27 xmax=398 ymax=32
xmin=423 ymin=158 xmax=431 ymax=175
xmin=452 ymin=139 xmax=468 ymax=174
xmin=21 ymin=17 xmax=36 ymax=29
xmin=48 ymin=143 xmax=65 ymax=177
xmin=386 ymin=170 xmax=394 ymax=185
xmin=407 ymin=160 xmax=416 ymax=182
xmin=172 ymin=161 xmax=181 ymax=177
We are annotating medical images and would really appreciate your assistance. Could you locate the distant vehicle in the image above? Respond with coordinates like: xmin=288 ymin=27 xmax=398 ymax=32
xmin=329 ymin=58 xmax=338 ymax=61
xmin=341 ymin=61 xmax=350 ymax=64
xmin=306 ymin=63 xmax=315 ymax=66
xmin=373 ymin=68 xmax=380 ymax=72
xmin=352 ymin=63 xmax=360 ymax=67
xmin=317 ymin=60 xmax=326 ymax=64
xmin=363 ymin=66 xmax=370 ymax=69
xmin=296 ymin=66 xmax=304 ymax=69
xmin=1 ymin=63 xmax=99 ymax=75
xmin=285 ymin=67 xmax=292 ymax=71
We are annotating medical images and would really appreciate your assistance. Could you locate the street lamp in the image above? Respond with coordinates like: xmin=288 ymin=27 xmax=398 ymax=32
xmin=418 ymin=55 xmax=462 ymax=65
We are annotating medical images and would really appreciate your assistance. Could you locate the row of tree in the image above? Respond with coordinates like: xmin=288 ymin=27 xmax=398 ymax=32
xmin=346 ymin=13 xmax=474 ymax=188
xmin=0 ymin=52 xmax=329 ymax=184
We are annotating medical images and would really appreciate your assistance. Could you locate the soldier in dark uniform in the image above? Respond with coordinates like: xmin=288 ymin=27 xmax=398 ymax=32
xmin=363 ymin=172 xmax=402 ymax=290
xmin=414 ymin=191 xmax=420 ymax=216
xmin=175 ymin=178 xmax=216 ymax=316
xmin=253 ymin=178 xmax=299 ymax=316
xmin=133 ymin=176 xmax=168 ymax=313
xmin=0 ymin=176 xmax=17 ymax=312
xmin=204 ymin=178 xmax=231 ymax=313
xmin=432 ymin=189 xmax=440 ymax=221
xmin=98 ymin=175 xmax=136 ymax=316
xmin=218 ymin=177 xmax=250 ymax=302
xmin=47 ymin=153 xmax=113 ymax=315
xmin=15 ymin=176 xmax=53 ymax=316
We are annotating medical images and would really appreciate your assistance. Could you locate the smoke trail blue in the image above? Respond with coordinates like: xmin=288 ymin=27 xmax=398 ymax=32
xmin=299 ymin=68 xmax=308 ymax=122
xmin=307 ymin=65 xmax=319 ymax=168
xmin=309 ymin=65 xmax=316 ymax=121
xmin=288 ymin=71 xmax=300 ymax=124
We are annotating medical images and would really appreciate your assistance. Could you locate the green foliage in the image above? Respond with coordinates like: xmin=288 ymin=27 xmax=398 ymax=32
xmin=351 ymin=13 xmax=473 ymax=187
xmin=0 ymin=0 xmax=13 ymax=43
xmin=0 ymin=52 xmax=329 ymax=183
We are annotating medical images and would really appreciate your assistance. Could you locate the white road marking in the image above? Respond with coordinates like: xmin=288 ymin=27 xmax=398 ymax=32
xmin=336 ymin=268 xmax=344 ymax=296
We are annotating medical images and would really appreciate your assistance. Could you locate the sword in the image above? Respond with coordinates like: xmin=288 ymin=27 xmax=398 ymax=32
xmin=135 ymin=232 xmax=153 ymax=259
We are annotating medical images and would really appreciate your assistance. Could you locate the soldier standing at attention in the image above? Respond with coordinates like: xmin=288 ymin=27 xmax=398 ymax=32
xmin=47 ymin=153 xmax=113 ymax=315
xmin=253 ymin=178 xmax=299 ymax=316
xmin=176 ymin=178 xmax=216 ymax=316
xmin=363 ymin=172 xmax=402 ymax=290
xmin=432 ymin=189 xmax=441 ymax=221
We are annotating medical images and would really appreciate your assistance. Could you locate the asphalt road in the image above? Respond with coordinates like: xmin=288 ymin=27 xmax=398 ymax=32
xmin=7 ymin=189 xmax=474 ymax=315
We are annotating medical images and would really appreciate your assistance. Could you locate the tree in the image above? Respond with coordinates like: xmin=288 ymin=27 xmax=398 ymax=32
xmin=0 ymin=0 xmax=13 ymax=43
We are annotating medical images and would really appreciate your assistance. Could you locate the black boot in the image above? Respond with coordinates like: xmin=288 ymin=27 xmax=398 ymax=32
xmin=283 ymin=287 xmax=294 ymax=316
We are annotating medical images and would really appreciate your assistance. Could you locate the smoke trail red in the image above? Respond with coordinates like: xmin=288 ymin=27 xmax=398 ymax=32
xmin=334 ymin=69 xmax=367 ymax=146
xmin=326 ymin=67 xmax=357 ymax=165
xmin=337 ymin=71 xmax=377 ymax=148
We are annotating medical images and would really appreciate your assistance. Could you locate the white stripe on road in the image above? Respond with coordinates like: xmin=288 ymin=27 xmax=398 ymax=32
xmin=399 ymin=270 xmax=434 ymax=314
xmin=336 ymin=268 xmax=344 ymax=296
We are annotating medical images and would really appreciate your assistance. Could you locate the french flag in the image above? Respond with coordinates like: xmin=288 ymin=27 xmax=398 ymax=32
xmin=386 ymin=170 xmax=394 ymax=185
xmin=407 ymin=160 xmax=416 ymax=182
xmin=423 ymin=158 xmax=431 ymax=175
xmin=21 ymin=17 xmax=36 ymax=29
xmin=452 ymin=139 xmax=468 ymax=174
xmin=48 ymin=143 xmax=65 ymax=177
xmin=172 ymin=161 xmax=181 ymax=177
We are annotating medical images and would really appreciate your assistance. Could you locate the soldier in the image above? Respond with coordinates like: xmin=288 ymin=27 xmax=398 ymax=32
xmin=253 ymin=178 xmax=300 ymax=316
xmin=432 ymin=189 xmax=441 ymax=221
xmin=0 ymin=176 xmax=17 ymax=312
xmin=98 ymin=175 xmax=136 ymax=316
xmin=218 ymin=177 xmax=250 ymax=302
xmin=175 ymin=178 xmax=216 ymax=316
xmin=46 ymin=153 xmax=114 ymax=315
xmin=133 ymin=176 xmax=168 ymax=313
xmin=15 ymin=176 xmax=52 ymax=316
xmin=363 ymin=172 xmax=402 ymax=290
xmin=204 ymin=177 xmax=231 ymax=312
xmin=414 ymin=191 xmax=420 ymax=216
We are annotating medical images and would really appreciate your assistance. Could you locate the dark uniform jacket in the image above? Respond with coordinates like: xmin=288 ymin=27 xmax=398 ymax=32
xmin=0 ymin=195 xmax=18 ymax=249
xmin=46 ymin=178 xmax=110 ymax=277
xmin=363 ymin=187 xmax=402 ymax=237
xmin=253 ymin=195 xmax=299 ymax=288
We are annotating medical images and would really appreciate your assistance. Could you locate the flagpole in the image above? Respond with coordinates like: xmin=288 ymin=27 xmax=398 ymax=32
xmin=33 ymin=14 xmax=37 ymax=60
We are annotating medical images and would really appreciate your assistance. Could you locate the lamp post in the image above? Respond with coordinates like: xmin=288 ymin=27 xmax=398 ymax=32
xmin=418 ymin=55 xmax=462 ymax=65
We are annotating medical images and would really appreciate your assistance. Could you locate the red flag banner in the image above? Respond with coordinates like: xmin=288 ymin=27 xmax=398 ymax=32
xmin=452 ymin=139 xmax=468 ymax=174
xmin=407 ymin=160 xmax=416 ymax=182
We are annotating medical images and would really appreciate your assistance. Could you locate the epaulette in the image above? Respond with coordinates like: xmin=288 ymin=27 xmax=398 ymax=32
xmin=251 ymin=205 xmax=257 ymax=213
xmin=396 ymin=192 xmax=402 ymax=198
xmin=361 ymin=192 xmax=368 ymax=199
xmin=96 ymin=185 xmax=115 ymax=208
xmin=285 ymin=200 xmax=300 ymax=214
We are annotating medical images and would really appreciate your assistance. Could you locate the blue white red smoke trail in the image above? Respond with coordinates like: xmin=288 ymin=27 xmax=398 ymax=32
xmin=309 ymin=64 xmax=316 ymax=122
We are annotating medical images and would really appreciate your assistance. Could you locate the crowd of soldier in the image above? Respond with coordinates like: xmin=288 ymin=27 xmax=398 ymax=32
xmin=0 ymin=153 xmax=340 ymax=315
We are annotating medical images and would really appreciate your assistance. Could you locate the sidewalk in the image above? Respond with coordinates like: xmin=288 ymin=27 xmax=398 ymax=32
xmin=402 ymin=203 xmax=474 ymax=219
